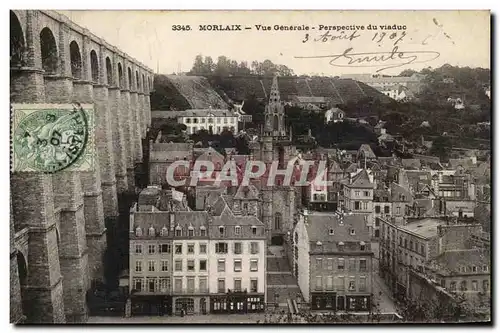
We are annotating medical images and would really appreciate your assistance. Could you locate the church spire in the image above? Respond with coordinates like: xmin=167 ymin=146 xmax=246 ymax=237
xmin=269 ymin=74 xmax=281 ymax=104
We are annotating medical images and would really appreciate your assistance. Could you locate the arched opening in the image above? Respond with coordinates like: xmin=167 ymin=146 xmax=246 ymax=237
xmin=55 ymin=227 xmax=61 ymax=249
xmin=10 ymin=11 xmax=25 ymax=67
xmin=105 ymin=57 xmax=112 ymax=85
xmin=90 ymin=50 xmax=99 ymax=82
xmin=16 ymin=251 xmax=32 ymax=319
xmin=200 ymin=298 xmax=207 ymax=314
xmin=274 ymin=212 xmax=282 ymax=230
xmin=69 ymin=41 xmax=82 ymax=79
xmin=142 ymin=74 xmax=146 ymax=93
xmin=136 ymin=71 xmax=140 ymax=91
xmin=40 ymin=27 xmax=58 ymax=74
xmin=273 ymin=114 xmax=279 ymax=131
xmin=127 ymin=67 xmax=132 ymax=90
xmin=148 ymin=76 xmax=152 ymax=93
xmin=118 ymin=63 xmax=124 ymax=88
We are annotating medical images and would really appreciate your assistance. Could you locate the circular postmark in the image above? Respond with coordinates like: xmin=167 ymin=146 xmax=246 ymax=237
xmin=13 ymin=103 xmax=89 ymax=173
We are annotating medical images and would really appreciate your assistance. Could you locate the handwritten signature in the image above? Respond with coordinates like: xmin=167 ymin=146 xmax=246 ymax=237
xmin=295 ymin=46 xmax=440 ymax=72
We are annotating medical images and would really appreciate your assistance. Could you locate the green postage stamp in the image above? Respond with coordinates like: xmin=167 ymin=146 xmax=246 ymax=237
xmin=11 ymin=103 xmax=96 ymax=173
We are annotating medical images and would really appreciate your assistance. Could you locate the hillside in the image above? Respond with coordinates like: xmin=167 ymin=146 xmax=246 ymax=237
xmin=206 ymin=75 xmax=392 ymax=104
xmin=151 ymin=75 xmax=228 ymax=110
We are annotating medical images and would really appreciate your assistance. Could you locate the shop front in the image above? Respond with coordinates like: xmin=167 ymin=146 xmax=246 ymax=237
xmin=173 ymin=296 xmax=209 ymax=315
xmin=345 ymin=295 xmax=371 ymax=312
xmin=311 ymin=292 xmax=337 ymax=311
xmin=131 ymin=295 xmax=172 ymax=316
xmin=210 ymin=292 xmax=265 ymax=314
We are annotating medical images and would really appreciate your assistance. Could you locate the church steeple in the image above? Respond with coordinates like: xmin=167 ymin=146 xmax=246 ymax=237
xmin=269 ymin=74 xmax=281 ymax=104
xmin=263 ymin=74 xmax=286 ymax=137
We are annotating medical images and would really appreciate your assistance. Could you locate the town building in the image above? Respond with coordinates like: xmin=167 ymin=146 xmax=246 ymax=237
xmin=151 ymin=109 xmax=240 ymax=135
xmin=324 ymin=107 xmax=345 ymax=123
xmin=378 ymin=216 xmax=484 ymax=302
xmin=208 ymin=198 xmax=267 ymax=314
xmin=148 ymin=141 xmax=193 ymax=186
xmin=341 ymin=169 xmax=375 ymax=236
xmin=293 ymin=210 xmax=374 ymax=312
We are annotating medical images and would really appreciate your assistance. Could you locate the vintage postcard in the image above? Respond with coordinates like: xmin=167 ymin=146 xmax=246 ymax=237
xmin=10 ymin=10 xmax=491 ymax=324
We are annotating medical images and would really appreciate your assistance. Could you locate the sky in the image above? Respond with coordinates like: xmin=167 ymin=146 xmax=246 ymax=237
xmin=59 ymin=10 xmax=490 ymax=76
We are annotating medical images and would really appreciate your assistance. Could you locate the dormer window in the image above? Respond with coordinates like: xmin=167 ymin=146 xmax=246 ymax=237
xmin=350 ymin=229 xmax=356 ymax=236
xmin=329 ymin=229 xmax=335 ymax=235
xmin=360 ymin=241 xmax=366 ymax=251
xmin=148 ymin=226 xmax=155 ymax=237
xmin=200 ymin=226 xmax=206 ymax=237
xmin=235 ymin=226 xmax=241 ymax=235
xmin=219 ymin=226 xmax=225 ymax=236
xmin=160 ymin=226 xmax=168 ymax=237
xmin=251 ymin=226 xmax=257 ymax=235
xmin=316 ymin=241 xmax=323 ymax=251
xmin=188 ymin=226 xmax=194 ymax=237
xmin=175 ymin=226 xmax=182 ymax=237
xmin=135 ymin=227 xmax=142 ymax=237
xmin=338 ymin=241 xmax=345 ymax=251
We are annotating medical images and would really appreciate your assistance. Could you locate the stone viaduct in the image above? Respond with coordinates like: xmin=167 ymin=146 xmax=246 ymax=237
xmin=10 ymin=10 xmax=153 ymax=323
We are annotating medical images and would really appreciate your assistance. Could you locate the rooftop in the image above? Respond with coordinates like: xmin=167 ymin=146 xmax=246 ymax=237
xmin=400 ymin=218 xmax=445 ymax=239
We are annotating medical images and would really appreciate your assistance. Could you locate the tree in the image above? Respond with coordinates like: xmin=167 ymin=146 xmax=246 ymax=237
xmin=215 ymin=55 xmax=231 ymax=76
xmin=399 ymin=69 xmax=417 ymax=77
xmin=203 ymin=56 xmax=215 ymax=74
xmin=190 ymin=54 xmax=205 ymax=75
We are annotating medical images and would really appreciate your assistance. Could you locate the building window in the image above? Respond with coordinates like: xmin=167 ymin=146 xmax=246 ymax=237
xmin=161 ymin=260 xmax=169 ymax=272
xmin=404 ymin=239 xmax=408 ymax=248
xmin=133 ymin=278 xmax=143 ymax=291
xmin=397 ymin=207 xmax=401 ymax=215
xmin=187 ymin=244 xmax=195 ymax=254
xmin=135 ymin=260 xmax=142 ymax=272
xmin=250 ymin=278 xmax=258 ymax=292
xmin=316 ymin=258 xmax=323 ymax=269
xmin=472 ymin=266 xmax=477 ymax=272
xmin=329 ymin=228 xmax=334 ymax=235
xmin=338 ymin=258 xmax=345 ymax=271
xmin=375 ymin=205 xmax=380 ymax=213
xmin=186 ymin=277 xmax=195 ymax=292
xmin=187 ymin=260 xmax=195 ymax=272
xmin=250 ymin=259 xmax=258 ymax=272
xmin=234 ymin=259 xmax=242 ymax=272
xmin=472 ymin=280 xmax=478 ymax=291
xmin=219 ymin=226 xmax=225 ymax=236
xmin=193 ymin=118 xmax=198 ymax=124
xmin=216 ymin=242 xmax=228 ymax=254
xmin=174 ymin=278 xmax=182 ymax=292
xmin=250 ymin=242 xmax=260 ymax=254
xmin=160 ymin=277 xmax=171 ymax=293
xmin=349 ymin=258 xmax=356 ymax=271
xmin=460 ymin=281 xmax=467 ymax=291
xmin=135 ymin=227 xmax=142 ymax=237
xmin=384 ymin=206 xmax=390 ymax=214
xmin=350 ymin=229 xmax=356 ymax=236
xmin=361 ymin=243 xmax=366 ymax=251
xmin=315 ymin=276 xmax=323 ymax=291
xmin=235 ymin=226 xmax=241 ymax=235
xmin=159 ymin=244 xmax=171 ymax=253
xmin=135 ymin=244 xmax=142 ymax=254
xmin=354 ymin=201 xmax=360 ymax=210
xmin=449 ymin=281 xmax=456 ymax=291
xmin=483 ymin=265 xmax=489 ymax=272
xmin=148 ymin=227 xmax=155 ymax=237
xmin=201 ymin=118 xmax=206 ymax=123
xmin=199 ymin=259 xmax=207 ymax=272
xmin=363 ymin=202 xmax=368 ymax=210
xmin=234 ymin=242 xmax=242 ymax=254
xmin=355 ymin=191 xmax=360 ymax=197
xmin=234 ymin=278 xmax=242 ymax=292
xmin=363 ymin=191 xmax=369 ymax=197
xmin=148 ymin=260 xmax=156 ymax=272
xmin=147 ymin=277 xmax=156 ymax=292
xmin=274 ymin=213 xmax=282 ymax=230
xmin=327 ymin=258 xmax=333 ymax=270
xmin=175 ymin=259 xmax=183 ymax=272
xmin=198 ymin=243 xmax=206 ymax=254
xmin=336 ymin=277 xmax=345 ymax=291
xmin=199 ymin=277 xmax=208 ymax=292
xmin=148 ymin=244 xmax=156 ymax=254
xmin=483 ymin=280 xmax=489 ymax=292
xmin=186 ymin=118 xmax=191 ymax=124
xmin=175 ymin=244 xmax=183 ymax=254
xmin=359 ymin=276 xmax=367 ymax=291
xmin=252 ymin=226 xmax=257 ymax=235
xmin=218 ymin=259 xmax=226 ymax=272
xmin=326 ymin=276 xmax=334 ymax=290
xmin=218 ymin=279 xmax=225 ymax=293
xmin=188 ymin=228 xmax=194 ymax=237
xmin=200 ymin=227 xmax=207 ymax=237
xmin=175 ymin=227 xmax=182 ymax=237
xmin=348 ymin=278 xmax=356 ymax=291
xmin=160 ymin=226 xmax=168 ymax=237
xmin=360 ymin=259 xmax=367 ymax=272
